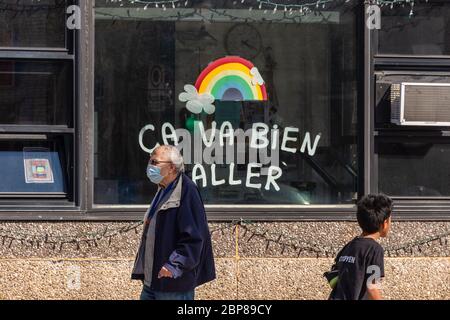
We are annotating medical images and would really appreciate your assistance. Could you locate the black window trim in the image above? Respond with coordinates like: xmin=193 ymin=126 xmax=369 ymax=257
xmin=84 ymin=0 xmax=366 ymax=220
xmin=0 ymin=0 xmax=78 ymax=210
xmin=1 ymin=1 xmax=450 ymax=220
xmin=368 ymin=1 xmax=450 ymax=220
xmin=0 ymin=51 xmax=74 ymax=60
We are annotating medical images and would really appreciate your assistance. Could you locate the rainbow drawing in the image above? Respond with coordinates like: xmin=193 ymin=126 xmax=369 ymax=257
xmin=194 ymin=56 xmax=268 ymax=102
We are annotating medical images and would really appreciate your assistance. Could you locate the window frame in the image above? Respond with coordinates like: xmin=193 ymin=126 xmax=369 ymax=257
xmin=0 ymin=0 xmax=79 ymax=213
xmin=1 ymin=1 xmax=449 ymax=221
xmin=367 ymin=2 xmax=450 ymax=221
xmin=87 ymin=0 xmax=366 ymax=219
xmin=373 ymin=0 xmax=450 ymax=59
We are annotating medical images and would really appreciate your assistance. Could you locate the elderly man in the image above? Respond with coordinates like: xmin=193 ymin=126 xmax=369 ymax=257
xmin=132 ymin=145 xmax=216 ymax=300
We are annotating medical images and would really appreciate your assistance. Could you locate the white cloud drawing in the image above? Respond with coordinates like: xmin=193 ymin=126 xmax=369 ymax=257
xmin=178 ymin=84 xmax=215 ymax=115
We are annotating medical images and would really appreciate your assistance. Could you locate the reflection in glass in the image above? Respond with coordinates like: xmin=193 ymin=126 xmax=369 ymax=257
xmin=0 ymin=60 xmax=72 ymax=126
xmin=94 ymin=0 xmax=359 ymax=205
xmin=0 ymin=0 xmax=66 ymax=48
xmin=379 ymin=3 xmax=450 ymax=56
xmin=378 ymin=140 xmax=450 ymax=197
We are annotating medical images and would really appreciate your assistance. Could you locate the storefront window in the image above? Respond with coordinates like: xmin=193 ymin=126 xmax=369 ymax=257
xmin=0 ymin=0 xmax=67 ymax=49
xmin=378 ymin=2 xmax=450 ymax=56
xmin=94 ymin=0 xmax=359 ymax=205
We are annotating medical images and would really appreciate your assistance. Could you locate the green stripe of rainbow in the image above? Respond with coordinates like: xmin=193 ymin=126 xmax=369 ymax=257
xmin=195 ymin=56 xmax=268 ymax=101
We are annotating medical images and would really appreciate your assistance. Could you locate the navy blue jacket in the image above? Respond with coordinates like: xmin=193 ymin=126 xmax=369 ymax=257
xmin=131 ymin=173 xmax=216 ymax=292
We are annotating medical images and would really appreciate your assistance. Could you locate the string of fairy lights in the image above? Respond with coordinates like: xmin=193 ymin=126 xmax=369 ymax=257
xmin=89 ymin=0 xmax=439 ymax=24
xmin=108 ymin=0 xmax=429 ymax=10
xmin=0 ymin=0 xmax=436 ymax=19
xmin=0 ymin=222 xmax=144 ymax=251
xmin=0 ymin=220 xmax=448 ymax=257
xmin=102 ymin=0 xmax=431 ymax=15
xmin=100 ymin=0 xmax=336 ymax=21
xmin=92 ymin=0 xmax=440 ymax=24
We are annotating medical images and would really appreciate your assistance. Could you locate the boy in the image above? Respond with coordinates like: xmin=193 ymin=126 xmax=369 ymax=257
xmin=327 ymin=194 xmax=392 ymax=300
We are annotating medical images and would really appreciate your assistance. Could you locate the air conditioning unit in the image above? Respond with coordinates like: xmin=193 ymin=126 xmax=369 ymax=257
xmin=391 ymin=82 xmax=450 ymax=126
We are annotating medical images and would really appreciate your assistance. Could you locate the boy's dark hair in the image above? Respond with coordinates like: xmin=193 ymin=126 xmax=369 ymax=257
xmin=357 ymin=194 xmax=393 ymax=234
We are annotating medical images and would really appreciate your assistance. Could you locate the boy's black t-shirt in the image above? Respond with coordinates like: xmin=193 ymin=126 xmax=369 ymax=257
xmin=329 ymin=237 xmax=385 ymax=300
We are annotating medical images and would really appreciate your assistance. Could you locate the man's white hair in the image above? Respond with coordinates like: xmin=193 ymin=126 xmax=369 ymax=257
xmin=155 ymin=145 xmax=185 ymax=173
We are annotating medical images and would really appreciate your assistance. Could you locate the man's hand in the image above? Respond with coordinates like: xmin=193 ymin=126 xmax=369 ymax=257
xmin=158 ymin=266 xmax=173 ymax=279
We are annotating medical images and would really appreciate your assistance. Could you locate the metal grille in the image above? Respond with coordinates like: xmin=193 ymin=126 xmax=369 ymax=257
xmin=404 ymin=85 xmax=450 ymax=122
xmin=390 ymin=83 xmax=401 ymax=124
xmin=391 ymin=83 xmax=450 ymax=126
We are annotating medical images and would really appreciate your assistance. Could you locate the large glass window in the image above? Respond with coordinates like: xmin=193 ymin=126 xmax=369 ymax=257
xmin=378 ymin=1 xmax=450 ymax=56
xmin=94 ymin=0 xmax=359 ymax=205
xmin=0 ymin=0 xmax=75 ymax=206
xmin=0 ymin=0 xmax=67 ymax=49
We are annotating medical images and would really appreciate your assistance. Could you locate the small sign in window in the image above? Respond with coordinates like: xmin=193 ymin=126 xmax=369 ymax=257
xmin=23 ymin=147 xmax=55 ymax=184
xmin=24 ymin=158 xmax=54 ymax=184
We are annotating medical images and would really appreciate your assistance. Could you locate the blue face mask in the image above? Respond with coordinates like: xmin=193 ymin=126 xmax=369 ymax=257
xmin=146 ymin=165 xmax=165 ymax=184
